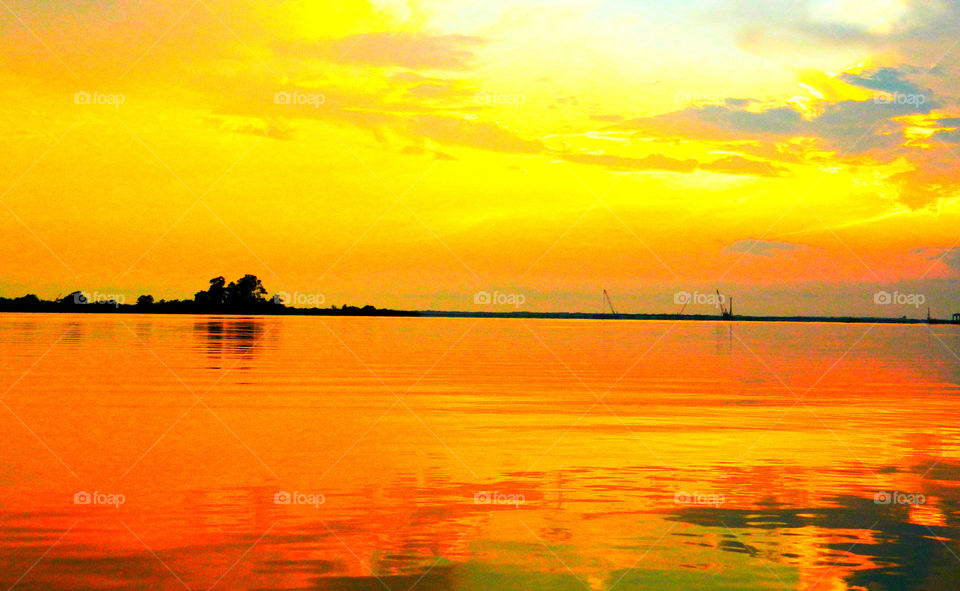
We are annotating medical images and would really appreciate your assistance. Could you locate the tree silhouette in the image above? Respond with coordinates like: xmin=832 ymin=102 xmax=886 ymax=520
xmin=208 ymin=276 xmax=226 ymax=305
xmin=192 ymin=274 xmax=268 ymax=309
xmin=0 ymin=273 xmax=405 ymax=315
xmin=61 ymin=291 xmax=85 ymax=305
xmin=195 ymin=276 xmax=227 ymax=307
xmin=225 ymin=274 xmax=267 ymax=306
xmin=17 ymin=294 xmax=40 ymax=306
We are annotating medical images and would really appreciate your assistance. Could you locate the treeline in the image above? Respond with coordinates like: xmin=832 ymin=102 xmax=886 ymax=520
xmin=0 ymin=274 xmax=417 ymax=316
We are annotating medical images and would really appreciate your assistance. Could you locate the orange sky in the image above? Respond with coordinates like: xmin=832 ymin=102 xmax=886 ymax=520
xmin=1 ymin=0 xmax=959 ymax=315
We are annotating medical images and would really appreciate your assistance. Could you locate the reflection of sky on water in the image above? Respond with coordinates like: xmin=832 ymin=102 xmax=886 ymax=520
xmin=0 ymin=316 xmax=958 ymax=590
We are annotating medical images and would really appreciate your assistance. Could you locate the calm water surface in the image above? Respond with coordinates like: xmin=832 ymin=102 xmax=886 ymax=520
xmin=1 ymin=314 xmax=959 ymax=590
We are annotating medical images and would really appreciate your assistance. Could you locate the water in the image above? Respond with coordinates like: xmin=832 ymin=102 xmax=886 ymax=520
xmin=1 ymin=314 xmax=959 ymax=590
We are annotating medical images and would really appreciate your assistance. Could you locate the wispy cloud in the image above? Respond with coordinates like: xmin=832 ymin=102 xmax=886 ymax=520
xmin=727 ymin=238 xmax=806 ymax=257
xmin=277 ymin=33 xmax=488 ymax=70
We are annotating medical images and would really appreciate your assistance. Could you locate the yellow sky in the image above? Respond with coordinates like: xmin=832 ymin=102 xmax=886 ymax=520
xmin=1 ymin=0 xmax=959 ymax=315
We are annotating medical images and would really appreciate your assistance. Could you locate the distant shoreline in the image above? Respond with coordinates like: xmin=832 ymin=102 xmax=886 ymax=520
xmin=2 ymin=272 xmax=956 ymax=325
xmin=0 ymin=307 xmax=956 ymax=325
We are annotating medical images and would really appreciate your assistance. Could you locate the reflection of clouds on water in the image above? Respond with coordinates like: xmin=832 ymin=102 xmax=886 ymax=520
xmin=1 ymin=463 xmax=958 ymax=590
xmin=3 ymin=320 xmax=40 ymax=345
xmin=666 ymin=456 xmax=960 ymax=590
xmin=668 ymin=493 xmax=960 ymax=591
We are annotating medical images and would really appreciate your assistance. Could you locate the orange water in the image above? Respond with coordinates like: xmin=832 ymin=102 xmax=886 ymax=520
xmin=1 ymin=314 xmax=959 ymax=589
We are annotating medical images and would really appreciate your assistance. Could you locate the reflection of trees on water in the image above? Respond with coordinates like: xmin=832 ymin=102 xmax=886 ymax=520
xmin=193 ymin=318 xmax=275 ymax=369
xmin=60 ymin=321 xmax=83 ymax=345
xmin=3 ymin=320 xmax=39 ymax=345
xmin=668 ymin=460 xmax=960 ymax=590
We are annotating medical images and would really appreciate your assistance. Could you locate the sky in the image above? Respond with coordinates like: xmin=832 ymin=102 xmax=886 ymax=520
xmin=1 ymin=0 xmax=960 ymax=316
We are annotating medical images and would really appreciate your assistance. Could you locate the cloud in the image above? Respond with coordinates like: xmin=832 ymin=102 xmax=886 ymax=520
xmin=202 ymin=60 xmax=945 ymax=207
xmin=573 ymin=152 xmax=699 ymax=173
xmin=941 ymin=247 xmax=960 ymax=274
xmin=931 ymin=128 xmax=960 ymax=143
xmin=811 ymin=98 xmax=931 ymax=153
xmin=920 ymin=246 xmax=960 ymax=275
xmin=700 ymin=155 xmax=787 ymax=177
xmin=384 ymin=110 xmax=789 ymax=177
xmin=562 ymin=152 xmax=696 ymax=173
xmin=600 ymin=74 xmax=960 ymax=209
xmin=590 ymin=114 xmax=624 ymax=123
xmin=407 ymin=82 xmax=473 ymax=99
xmin=202 ymin=116 xmax=295 ymax=140
xmin=615 ymin=103 xmax=806 ymax=141
xmin=617 ymin=94 xmax=932 ymax=153
xmin=278 ymin=33 xmax=488 ymax=70
xmin=888 ymin=162 xmax=960 ymax=210
xmin=727 ymin=0 xmax=960 ymax=52
xmin=839 ymin=66 xmax=928 ymax=95
xmin=401 ymin=145 xmax=457 ymax=160
xmin=409 ymin=115 xmax=545 ymax=154
xmin=562 ymin=152 xmax=786 ymax=177
xmin=727 ymin=238 xmax=805 ymax=257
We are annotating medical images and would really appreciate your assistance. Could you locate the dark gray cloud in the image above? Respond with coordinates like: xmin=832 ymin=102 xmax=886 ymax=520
xmin=813 ymin=98 xmax=933 ymax=153
xmin=614 ymin=91 xmax=933 ymax=156
xmin=839 ymin=67 xmax=928 ymax=95
xmin=944 ymin=247 xmax=960 ymax=273
xmin=925 ymin=246 xmax=960 ymax=274
xmin=931 ymin=129 xmax=960 ymax=143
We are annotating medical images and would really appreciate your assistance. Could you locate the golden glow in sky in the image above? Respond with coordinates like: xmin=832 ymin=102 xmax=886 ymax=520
xmin=1 ymin=0 xmax=959 ymax=315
